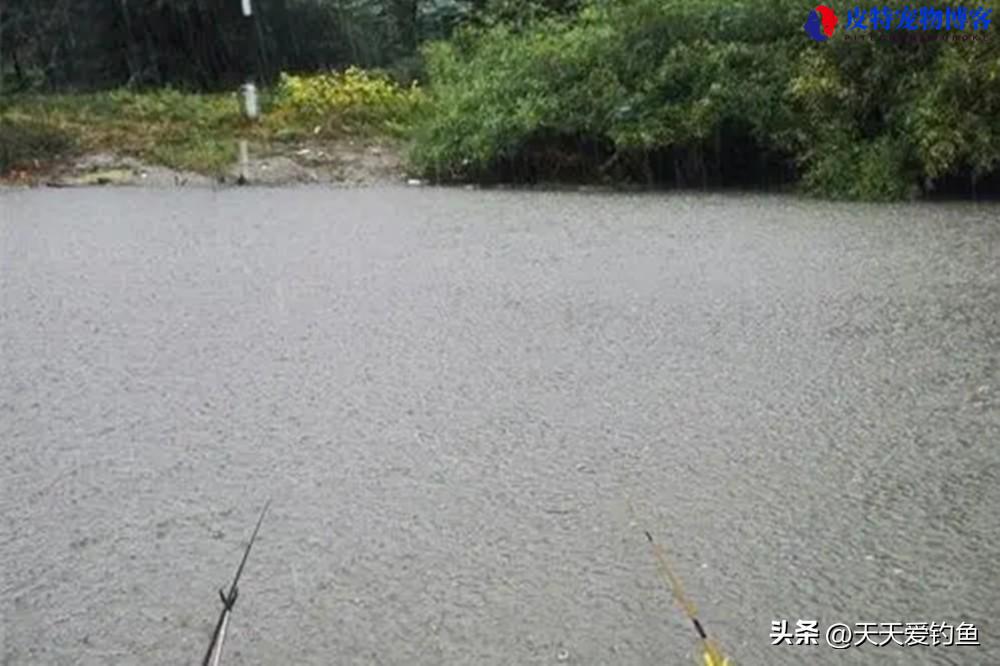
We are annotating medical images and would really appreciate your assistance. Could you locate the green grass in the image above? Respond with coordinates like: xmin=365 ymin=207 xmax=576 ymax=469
xmin=0 ymin=117 xmax=76 ymax=174
xmin=0 ymin=90 xmax=247 ymax=174
xmin=0 ymin=81 xmax=420 ymax=176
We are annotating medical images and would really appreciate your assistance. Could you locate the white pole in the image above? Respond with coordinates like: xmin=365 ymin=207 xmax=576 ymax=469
xmin=241 ymin=82 xmax=259 ymax=119
xmin=239 ymin=0 xmax=259 ymax=121
xmin=238 ymin=140 xmax=250 ymax=184
xmin=237 ymin=0 xmax=256 ymax=184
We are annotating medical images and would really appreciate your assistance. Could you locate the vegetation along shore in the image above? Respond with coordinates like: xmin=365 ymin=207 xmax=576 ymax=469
xmin=1 ymin=0 xmax=998 ymax=199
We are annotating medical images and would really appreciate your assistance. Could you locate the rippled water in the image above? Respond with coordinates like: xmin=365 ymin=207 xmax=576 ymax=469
xmin=2 ymin=187 xmax=998 ymax=665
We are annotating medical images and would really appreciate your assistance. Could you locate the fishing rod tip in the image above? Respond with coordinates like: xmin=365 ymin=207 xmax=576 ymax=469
xmin=257 ymin=500 xmax=272 ymax=521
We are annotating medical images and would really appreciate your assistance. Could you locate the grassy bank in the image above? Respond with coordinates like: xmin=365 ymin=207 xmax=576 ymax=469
xmin=1 ymin=90 xmax=247 ymax=175
xmin=0 ymin=68 xmax=426 ymax=178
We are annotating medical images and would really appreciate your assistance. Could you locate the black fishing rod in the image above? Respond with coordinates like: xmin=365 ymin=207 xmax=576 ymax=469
xmin=201 ymin=500 xmax=271 ymax=666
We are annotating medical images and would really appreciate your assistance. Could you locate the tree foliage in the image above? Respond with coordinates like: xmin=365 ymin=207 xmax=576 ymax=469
xmin=410 ymin=0 xmax=1000 ymax=198
xmin=0 ymin=0 xmax=469 ymax=91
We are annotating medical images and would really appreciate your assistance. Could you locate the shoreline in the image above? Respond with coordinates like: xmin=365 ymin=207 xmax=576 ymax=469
xmin=0 ymin=137 xmax=410 ymax=189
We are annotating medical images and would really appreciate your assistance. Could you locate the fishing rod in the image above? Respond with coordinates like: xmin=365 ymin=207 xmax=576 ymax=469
xmin=628 ymin=500 xmax=731 ymax=666
xmin=202 ymin=500 xmax=271 ymax=666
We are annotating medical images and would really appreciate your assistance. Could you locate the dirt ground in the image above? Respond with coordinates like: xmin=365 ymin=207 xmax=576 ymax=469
xmin=1 ymin=138 xmax=416 ymax=189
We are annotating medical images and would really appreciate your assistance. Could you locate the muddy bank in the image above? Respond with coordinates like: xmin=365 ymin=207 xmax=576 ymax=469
xmin=1 ymin=138 xmax=413 ymax=189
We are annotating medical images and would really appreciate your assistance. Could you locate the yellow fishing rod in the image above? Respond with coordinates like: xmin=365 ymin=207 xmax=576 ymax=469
xmin=629 ymin=499 xmax=731 ymax=666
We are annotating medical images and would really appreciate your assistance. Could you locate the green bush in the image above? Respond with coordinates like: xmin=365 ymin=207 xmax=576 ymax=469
xmin=411 ymin=0 xmax=1000 ymax=199
xmin=273 ymin=67 xmax=427 ymax=135
xmin=906 ymin=38 xmax=1000 ymax=182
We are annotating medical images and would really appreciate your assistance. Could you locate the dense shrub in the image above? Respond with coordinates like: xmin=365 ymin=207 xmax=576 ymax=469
xmin=274 ymin=67 xmax=427 ymax=133
xmin=411 ymin=0 xmax=1000 ymax=199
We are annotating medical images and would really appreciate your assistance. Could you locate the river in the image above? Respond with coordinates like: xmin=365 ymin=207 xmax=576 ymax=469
xmin=1 ymin=186 xmax=998 ymax=665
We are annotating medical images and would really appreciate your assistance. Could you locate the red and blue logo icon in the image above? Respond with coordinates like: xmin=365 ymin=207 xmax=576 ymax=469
xmin=805 ymin=5 xmax=839 ymax=41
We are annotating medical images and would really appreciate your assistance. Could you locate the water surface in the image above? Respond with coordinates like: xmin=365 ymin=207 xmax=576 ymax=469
xmin=2 ymin=187 xmax=998 ymax=665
